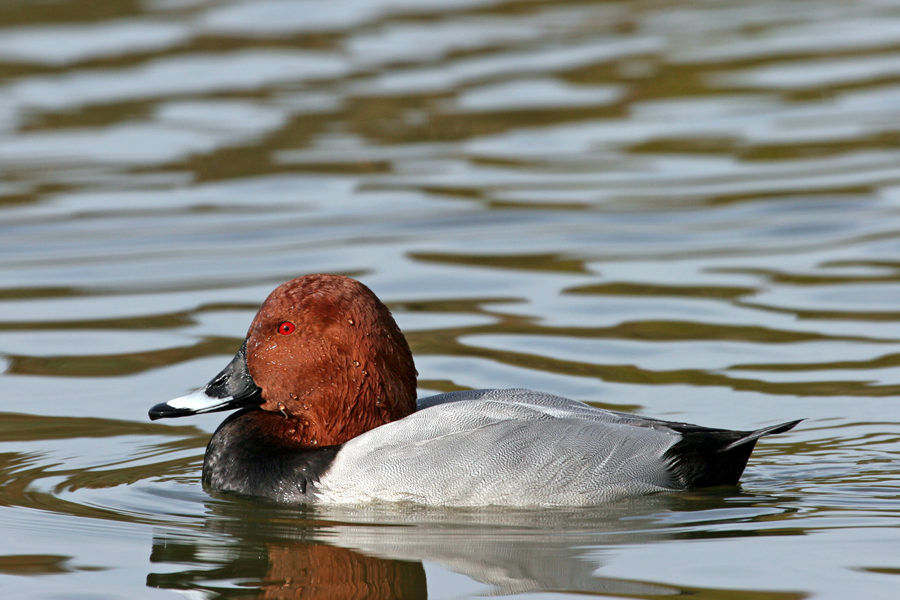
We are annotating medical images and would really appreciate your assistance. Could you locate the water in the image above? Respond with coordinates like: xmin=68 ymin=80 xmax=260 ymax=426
xmin=1 ymin=0 xmax=899 ymax=598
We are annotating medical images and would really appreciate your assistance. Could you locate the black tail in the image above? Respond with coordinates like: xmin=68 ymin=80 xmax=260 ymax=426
xmin=664 ymin=419 xmax=802 ymax=489
xmin=721 ymin=419 xmax=803 ymax=451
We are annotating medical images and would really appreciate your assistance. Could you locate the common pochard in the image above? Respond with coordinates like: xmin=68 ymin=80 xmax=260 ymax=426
xmin=149 ymin=274 xmax=799 ymax=506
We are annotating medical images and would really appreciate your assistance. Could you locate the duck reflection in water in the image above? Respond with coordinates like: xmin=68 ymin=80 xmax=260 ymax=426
xmin=144 ymin=495 xmax=722 ymax=598
xmin=149 ymin=536 xmax=426 ymax=599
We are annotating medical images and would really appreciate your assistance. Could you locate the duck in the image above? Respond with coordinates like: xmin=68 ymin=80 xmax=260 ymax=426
xmin=148 ymin=274 xmax=800 ymax=506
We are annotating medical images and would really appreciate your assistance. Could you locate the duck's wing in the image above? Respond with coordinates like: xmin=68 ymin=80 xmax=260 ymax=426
xmin=438 ymin=389 xmax=802 ymax=490
xmin=314 ymin=389 xmax=682 ymax=506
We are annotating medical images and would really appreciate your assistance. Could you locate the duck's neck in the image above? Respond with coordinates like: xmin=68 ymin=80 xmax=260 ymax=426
xmin=213 ymin=394 xmax=409 ymax=450
xmin=202 ymin=409 xmax=341 ymax=502
xmin=257 ymin=365 xmax=417 ymax=447
xmin=298 ymin=385 xmax=416 ymax=447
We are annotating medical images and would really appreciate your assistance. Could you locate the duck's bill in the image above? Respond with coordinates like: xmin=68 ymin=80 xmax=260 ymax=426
xmin=148 ymin=341 xmax=262 ymax=420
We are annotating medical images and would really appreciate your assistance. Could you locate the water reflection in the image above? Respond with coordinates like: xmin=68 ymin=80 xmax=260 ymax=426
xmin=146 ymin=492 xmax=807 ymax=599
xmin=148 ymin=534 xmax=427 ymax=599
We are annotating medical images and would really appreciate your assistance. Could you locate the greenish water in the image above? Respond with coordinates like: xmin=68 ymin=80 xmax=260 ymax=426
xmin=1 ymin=0 xmax=899 ymax=598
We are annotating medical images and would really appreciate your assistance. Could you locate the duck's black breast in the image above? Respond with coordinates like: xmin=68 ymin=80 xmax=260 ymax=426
xmin=202 ymin=408 xmax=341 ymax=503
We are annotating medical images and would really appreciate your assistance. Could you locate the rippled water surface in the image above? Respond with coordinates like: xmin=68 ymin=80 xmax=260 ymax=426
xmin=2 ymin=0 xmax=900 ymax=598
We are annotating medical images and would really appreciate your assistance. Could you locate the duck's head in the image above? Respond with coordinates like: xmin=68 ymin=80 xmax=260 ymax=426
xmin=149 ymin=274 xmax=417 ymax=446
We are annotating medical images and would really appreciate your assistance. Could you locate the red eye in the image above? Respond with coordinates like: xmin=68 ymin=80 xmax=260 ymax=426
xmin=278 ymin=321 xmax=295 ymax=335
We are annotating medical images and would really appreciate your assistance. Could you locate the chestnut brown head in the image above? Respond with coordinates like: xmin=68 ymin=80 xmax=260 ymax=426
xmin=149 ymin=274 xmax=418 ymax=447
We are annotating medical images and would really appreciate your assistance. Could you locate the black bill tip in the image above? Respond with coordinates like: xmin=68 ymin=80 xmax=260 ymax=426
xmin=148 ymin=401 xmax=196 ymax=421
